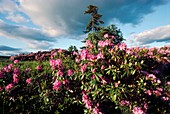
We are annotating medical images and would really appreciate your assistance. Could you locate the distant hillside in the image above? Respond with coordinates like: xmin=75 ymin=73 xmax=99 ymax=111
xmin=0 ymin=56 xmax=10 ymax=60
xmin=9 ymin=49 xmax=71 ymax=61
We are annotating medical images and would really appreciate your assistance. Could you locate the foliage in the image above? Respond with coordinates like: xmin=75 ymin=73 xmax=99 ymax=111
xmin=0 ymin=39 xmax=170 ymax=113
xmin=0 ymin=5 xmax=170 ymax=114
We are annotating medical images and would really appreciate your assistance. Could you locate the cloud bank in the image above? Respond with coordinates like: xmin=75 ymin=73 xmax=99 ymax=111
xmin=0 ymin=20 xmax=55 ymax=50
xmin=131 ymin=25 xmax=170 ymax=46
xmin=18 ymin=0 xmax=168 ymax=36
xmin=0 ymin=45 xmax=23 ymax=56
xmin=0 ymin=45 xmax=22 ymax=51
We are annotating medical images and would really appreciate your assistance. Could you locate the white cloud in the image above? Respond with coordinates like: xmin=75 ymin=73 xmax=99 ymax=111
xmin=26 ymin=40 xmax=53 ymax=50
xmin=6 ymin=13 xmax=29 ymax=23
xmin=130 ymin=25 xmax=170 ymax=46
xmin=0 ymin=0 xmax=19 ymax=13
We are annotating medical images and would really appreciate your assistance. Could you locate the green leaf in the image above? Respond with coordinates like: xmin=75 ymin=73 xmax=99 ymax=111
xmin=106 ymin=70 xmax=111 ymax=75
xmin=80 ymin=74 xmax=84 ymax=80
xmin=95 ymin=75 xmax=100 ymax=82
xmin=96 ymin=72 xmax=103 ymax=77
xmin=112 ymin=94 xmax=117 ymax=101
xmin=113 ymin=75 xmax=116 ymax=80
xmin=131 ymin=69 xmax=136 ymax=75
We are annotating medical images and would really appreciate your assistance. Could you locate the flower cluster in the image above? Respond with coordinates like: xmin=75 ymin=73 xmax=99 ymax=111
xmin=132 ymin=106 xmax=145 ymax=114
xmin=0 ymin=32 xmax=169 ymax=114
xmin=53 ymin=80 xmax=62 ymax=91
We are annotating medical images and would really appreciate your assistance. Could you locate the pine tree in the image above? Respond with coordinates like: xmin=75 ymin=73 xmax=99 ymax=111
xmin=84 ymin=5 xmax=104 ymax=40
xmin=84 ymin=5 xmax=104 ymax=33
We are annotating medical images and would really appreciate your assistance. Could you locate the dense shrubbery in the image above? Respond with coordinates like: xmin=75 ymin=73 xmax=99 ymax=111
xmin=0 ymin=5 xmax=170 ymax=114
xmin=0 ymin=35 xmax=170 ymax=113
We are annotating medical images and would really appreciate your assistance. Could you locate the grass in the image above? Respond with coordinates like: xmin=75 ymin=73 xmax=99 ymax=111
xmin=0 ymin=56 xmax=12 ymax=68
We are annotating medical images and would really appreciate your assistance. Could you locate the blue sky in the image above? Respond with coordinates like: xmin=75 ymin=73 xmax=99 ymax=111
xmin=0 ymin=0 xmax=170 ymax=56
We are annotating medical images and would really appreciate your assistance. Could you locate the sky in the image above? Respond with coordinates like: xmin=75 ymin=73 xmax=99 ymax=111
xmin=0 ymin=0 xmax=170 ymax=56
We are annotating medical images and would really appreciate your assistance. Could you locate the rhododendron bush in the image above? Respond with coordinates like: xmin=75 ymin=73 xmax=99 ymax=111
xmin=0 ymin=34 xmax=169 ymax=113
xmin=0 ymin=5 xmax=170 ymax=114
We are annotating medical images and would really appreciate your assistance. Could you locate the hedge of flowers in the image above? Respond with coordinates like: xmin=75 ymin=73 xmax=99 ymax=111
xmin=0 ymin=33 xmax=170 ymax=113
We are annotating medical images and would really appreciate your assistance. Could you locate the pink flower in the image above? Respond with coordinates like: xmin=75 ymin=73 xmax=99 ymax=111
xmin=87 ymin=54 xmax=96 ymax=61
xmin=25 ymin=68 xmax=31 ymax=73
xmin=57 ymin=70 xmax=64 ymax=77
xmin=92 ymin=75 xmax=96 ymax=79
xmin=97 ymin=52 xmax=104 ymax=59
xmin=55 ymin=59 xmax=62 ymax=66
xmin=13 ymin=73 xmax=19 ymax=84
xmin=67 ymin=69 xmax=73 ymax=76
xmin=93 ymin=103 xmax=103 ymax=114
xmin=50 ymin=59 xmax=63 ymax=69
xmin=156 ymin=87 xmax=163 ymax=92
xmin=80 ymin=50 xmax=89 ymax=60
xmin=132 ymin=106 xmax=145 ymax=114
xmin=73 ymin=51 xmax=78 ymax=55
xmin=8 ymin=64 xmax=13 ymax=70
xmin=156 ymin=79 xmax=161 ymax=84
xmin=145 ymin=90 xmax=152 ymax=96
xmin=13 ymin=68 xmax=20 ymax=75
xmin=63 ymin=80 xmax=69 ymax=85
xmin=98 ymin=40 xmax=105 ymax=47
xmin=100 ymin=76 xmax=107 ymax=84
xmin=167 ymin=81 xmax=170 ymax=85
xmin=119 ymin=43 xmax=127 ymax=50
xmin=120 ymin=100 xmax=130 ymax=106
xmin=85 ymin=100 xmax=92 ymax=110
xmin=104 ymin=39 xmax=111 ymax=46
xmin=101 ymin=65 xmax=105 ymax=70
xmin=98 ymin=39 xmax=112 ymax=47
xmin=148 ymin=51 xmax=153 ymax=56
xmin=82 ymin=92 xmax=92 ymax=110
xmin=91 ymin=69 xmax=96 ymax=73
xmin=75 ymin=58 xmax=80 ymax=63
xmin=161 ymin=96 xmax=169 ymax=101
xmin=93 ymin=107 xmax=103 ymax=114
xmin=50 ymin=60 xmax=56 ymax=67
xmin=81 ymin=64 xmax=87 ymax=73
xmin=143 ymin=103 xmax=148 ymax=110
xmin=26 ymin=78 xmax=31 ymax=84
xmin=153 ymin=90 xmax=161 ymax=96
xmin=14 ymin=60 xmax=19 ymax=64
xmin=58 ymin=48 xmax=63 ymax=53
xmin=126 ymin=49 xmax=132 ymax=54
xmin=5 ymin=83 xmax=14 ymax=91
xmin=82 ymin=94 xmax=88 ymax=102
xmin=85 ymin=40 xmax=94 ymax=48
xmin=115 ymin=82 xmax=119 ymax=87
xmin=104 ymin=33 xmax=109 ymax=38
xmin=111 ymin=35 xmax=115 ymax=39
xmin=53 ymin=80 xmax=62 ymax=91
xmin=36 ymin=65 xmax=42 ymax=71
xmin=147 ymin=74 xmax=156 ymax=80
